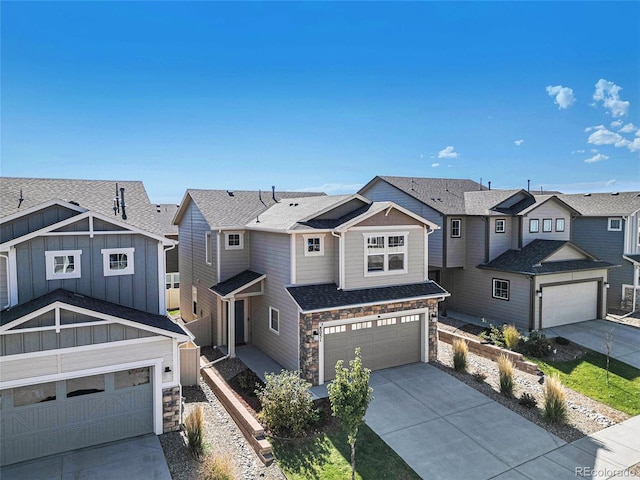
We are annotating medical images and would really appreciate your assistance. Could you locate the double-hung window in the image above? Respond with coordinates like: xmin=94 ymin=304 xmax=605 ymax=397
xmin=529 ymin=219 xmax=539 ymax=233
xmin=492 ymin=279 xmax=509 ymax=300
xmin=269 ymin=306 xmax=280 ymax=334
xmin=495 ymin=219 xmax=506 ymax=233
xmin=555 ymin=218 xmax=565 ymax=232
xmin=364 ymin=233 xmax=407 ymax=275
xmin=542 ymin=218 xmax=552 ymax=232
xmin=45 ymin=250 xmax=82 ymax=280
xmin=102 ymin=248 xmax=135 ymax=276
xmin=451 ymin=219 xmax=461 ymax=238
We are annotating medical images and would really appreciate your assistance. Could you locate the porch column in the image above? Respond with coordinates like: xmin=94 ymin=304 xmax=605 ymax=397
xmin=228 ymin=298 xmax=236 ymax=358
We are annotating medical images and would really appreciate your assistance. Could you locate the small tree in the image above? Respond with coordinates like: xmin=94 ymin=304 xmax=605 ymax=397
xmin=604 ymin=328 xmax=614 ymax=386
xmin=328 ymin=348 xmax=374 ymax=480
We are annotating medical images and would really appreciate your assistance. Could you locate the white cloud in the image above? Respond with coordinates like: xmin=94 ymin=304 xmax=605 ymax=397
xmin=584 ymin=153 xmax=609 ymax=163
xmin=431 ymin=163 xmax=440 ymax=168
xmin=571 ymin=149 xmax=586 ymax=154
xmin=298 ymin=183 xmax=363 ymax=194
xmin=606 ymin=179 xmax=617 ymax=187
xmin=514 ymin=139 xmax=524 ymax=146
xmin=438 ymin=146 xmax=459 ymax=158
xmin=593 ymin=79 xmax=630 ymax=117
xmin=546 ymin=85 xmax=576 ymax=109
xmin=628 ymin=136 xmax=640 ymax=152
xmin=619 ymin=123 xmax=637 ymax=133
xmin=584 ymin=126 xmax=594 ymax=132
xmin=587 ymin=125 xmax=628 ymax=148
xmin=611 ymin=120 xmax=623 ymax=129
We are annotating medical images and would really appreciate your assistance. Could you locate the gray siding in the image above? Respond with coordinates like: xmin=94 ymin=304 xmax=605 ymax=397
xmin=0 ymin=205 xmax=78 ymax=243
xmin=165 ymin=235 xmax=179 ymax=273
xmin=0 ymin=254 xmax=7 ymax=308
xmin=361 ymin=181 xmax=444 ymax=267
xmin=489 ymin=217 xmax=513 ymax=261
xmin=571 ymin=217 xmax=630 ymax=310
xmin=249 ymin=231 xmax=299 ymax=371
xmin=522 ymin=202 xmax=571 ymax=246
xmin=220 ymin=231 xmax=250 ymax=281
xmin=446 ymin=216 xmax=467 ymax=267
xmin=295 ymin=234 xmax=336 ymax=285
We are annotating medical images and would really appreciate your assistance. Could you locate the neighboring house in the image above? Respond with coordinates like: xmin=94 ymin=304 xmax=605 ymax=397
xmin=0 ymin=178 xmax=190 ymax=466
xmin=174 ymin=188 xmax=448 ymax=385
xmin=558 ymin=192 xmax=640 ymax=313
xmin=360 ymin=176 xmax=614 ymax=331
xmin=155 ymin=203 xmax=180 ymax=310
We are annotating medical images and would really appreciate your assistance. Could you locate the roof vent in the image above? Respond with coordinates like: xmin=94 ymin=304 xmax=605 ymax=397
xmin=226 ymin=190 xmax=234 ymax=197
xmin=611 ymin=192 xmax=619 ymax=196
xmin=69 ymin=201 xmax=80 ymax=206
xmin=583 ymin=193 xmax=591 ymax=196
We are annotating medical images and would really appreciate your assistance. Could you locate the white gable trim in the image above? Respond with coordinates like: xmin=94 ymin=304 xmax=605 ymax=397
xmin=0 ymin=199 xmax=87 ymax=225
xmin=335 ymin=202 xmax=440 ymax=232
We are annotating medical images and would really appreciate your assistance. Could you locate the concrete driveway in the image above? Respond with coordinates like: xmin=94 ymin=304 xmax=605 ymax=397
xmin=0 ymin=434 xmax=171 ymax=480
xmin=545 ymin=320 xmax=640 ymax=369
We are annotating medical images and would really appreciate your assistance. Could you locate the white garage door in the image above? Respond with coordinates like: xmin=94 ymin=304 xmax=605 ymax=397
xmin=323 ymin=314 xmax=423 ymax=382
xmin=0 ymin=367 xmax=154 ymax=466
xmin=541 ymin=282 xmax=598 ymax=328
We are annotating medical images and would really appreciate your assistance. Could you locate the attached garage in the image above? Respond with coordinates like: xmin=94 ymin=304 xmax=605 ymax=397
xmin=323 ymin=314 xmax=423 ymax=381
xmin=0 ymin=367 xmax=154 ymax=465
xmin=541 ymin=282 xmax=598 ymax=328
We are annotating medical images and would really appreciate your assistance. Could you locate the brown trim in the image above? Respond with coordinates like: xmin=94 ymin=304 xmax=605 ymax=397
xmin=538 ymin=276 xmax=605 ymax=329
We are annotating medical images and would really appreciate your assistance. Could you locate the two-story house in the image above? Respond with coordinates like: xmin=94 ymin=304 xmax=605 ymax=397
xmin=558 ymin=192 xmax=640 ymax=313
xmin=174 ymin=189 xmax=448 ymax=385
xmin=0 ymin=178 xmax=190 ymax=466
xmin=361 ymin=176 xmax=614 ymax=331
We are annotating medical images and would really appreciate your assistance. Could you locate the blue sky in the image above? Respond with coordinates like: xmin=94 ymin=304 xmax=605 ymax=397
xmin=2 ymin=1 xmax=639 ymax=203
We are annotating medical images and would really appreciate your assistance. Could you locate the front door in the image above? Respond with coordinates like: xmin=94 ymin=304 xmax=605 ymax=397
xmin=235 ymin=300 xmax=245 ymax=345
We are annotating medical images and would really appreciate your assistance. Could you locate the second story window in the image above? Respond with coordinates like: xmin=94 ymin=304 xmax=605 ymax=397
xmin=45 ymin=250 xmax=82 ymax=280
xmin=451 ymin=219 xmax=461 ymax=238
xmin=364 ymin=233 xmax=407 ymax=275
xmin=205 ymin=231 xmax=213 ymax=265
xmin=555 ymin=218 xmax=565 ymax=232
xmin=495 ymin=219 xmax=506 ymax=233
xmin=102 ymin=248 xmax=135 ymax=276
xmin=529 ymin=219 xmax=539 ymax=233
xmin=225 ymin=231 xmax=244 ymax=250
xmin=608 ymin=218 xmax=622 ymax=231
xmin=543 ymin=218 xmax=552 ymax=232
xmin=304 ymin=234 xmax=325 ymax=257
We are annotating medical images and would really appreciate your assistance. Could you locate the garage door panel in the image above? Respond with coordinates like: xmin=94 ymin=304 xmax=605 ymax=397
xmin=542 ymin=282 xmax=598 ymax=328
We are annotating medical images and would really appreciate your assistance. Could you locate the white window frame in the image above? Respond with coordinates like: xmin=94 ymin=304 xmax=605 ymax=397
xmin=451 ymin=219 xmax=461 ymax=238
xmin=529 ymin=219 xmax=539 ymax=233
xmin=608 ymin=218 xmax=622 ymax=231
xmin=45 ymin=250 xmax=82 ymax=280
xmin=542 ymin=218 xmax=552 ymax=233
xmin=495 ymin=219 xmax=506 ymax=233
xmin=269 ymin=306 xmax=280 ymax=335
xmin=303 ymin=234 xmax=325 ymax=257
xmin=492 ymin=278 xmax=509 ymax=301
xmin=205 ymin=231 xmax=213 ymax=265
xmin=555 ymin=218 xmax=565 ymax=232
xmin=225 ymin=231 xmax=244 ymax=250
xmin=363 ymin=232 xmax=408 ymax=276
xmin=101 ymin=248 xmax=135 ymax=276
xmin=192 ymin=285 xmax=198 ymax=316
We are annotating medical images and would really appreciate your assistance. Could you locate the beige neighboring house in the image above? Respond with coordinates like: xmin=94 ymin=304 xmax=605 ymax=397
xmin=155 ymin=203 xmax=180 ymax=310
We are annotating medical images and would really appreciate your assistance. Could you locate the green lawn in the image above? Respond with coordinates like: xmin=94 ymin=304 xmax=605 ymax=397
xmin=271 ymin=424 xmax=420 ymax=480
xmin=532 ymin=351 xmax=640 ymax=416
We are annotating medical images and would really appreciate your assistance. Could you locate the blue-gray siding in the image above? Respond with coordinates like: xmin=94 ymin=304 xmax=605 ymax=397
xmin=1 ymin=205 xmax=78 ymax=243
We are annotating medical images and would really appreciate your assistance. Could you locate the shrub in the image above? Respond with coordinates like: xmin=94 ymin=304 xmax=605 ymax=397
xmin=200 ymin=455 xmax=235 ymax=480
xmin=519 ymin=392 xmax=537 ymax=408
xmin=497 ymin=354 xmax=515 ymax=397
xmin=480 ymin=322 xmax=505 ymax=347
xmin=519 ymin=330 xmax=552 ymax=358
xmin=472 ymin=371 xmax=487 ymax=382
xmin=554 ymin=336 xmax=570 ymax=346
xmin=184 ymin=405 xmax=206 ymax=460
xmin=542 ymin=373 xmax=567 ymax=423
xmin=452 ymin=338 xmax=469 ymax=372
xmin=236 ymin=370 xmax=258 ymax=392
xmin=256 ymin=370 xmax=318 ymax=436
xmin=503 ymin=324 xmax=520 ymax=351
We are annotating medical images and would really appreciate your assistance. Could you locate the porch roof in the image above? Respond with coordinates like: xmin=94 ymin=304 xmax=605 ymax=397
xmin=210 ymin=270 xmax=266 ymax=298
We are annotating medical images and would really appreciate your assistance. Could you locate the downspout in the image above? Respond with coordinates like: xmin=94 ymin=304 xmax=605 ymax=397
xmin=331 ymin=231 xmax=344 ymax=289
xmin=216 ymin=230 xmax=222 ymax=284
xmin=424 ymin=226 xmax=434 ymax=281
xmin=0 ymin=254 xmax=10 ymax=309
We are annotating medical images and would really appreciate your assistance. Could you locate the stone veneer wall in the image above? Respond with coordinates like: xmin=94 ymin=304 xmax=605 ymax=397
xmin=162 ymin=386 xmax=181 ymax=433
xmin=299 ymin=298 xmax=440 ymax=385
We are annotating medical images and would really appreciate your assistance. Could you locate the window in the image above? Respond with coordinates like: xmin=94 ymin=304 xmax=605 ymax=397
xmin=13 ymin=382 xmax=57 ymax=407
xmin=401 ymin=314 xmax=420 ymax=323
xmin=192 ymin=286 xmax=198 ymax=316
xmin=269 ymin=306 xmax=279 ymax=334
xmin=324 ymin=325 xmax=346 ymax=334
xmin=543 ymin=218 xmax=552 ymax=232
xmin=205 ymin=231 xmax=213 ymax=265
xmin=608 ymin=218 xmax=622 ymax=231
xmin=225 ymin=231 xmax=244 ymax=250
xmin=364 ymin=233 xmax=407 ymax=275
xmin=451 ymin=219 xmax=461 ymax=238
xmin=495 ymin=219 xmax=506 ymax=233
xmin=115 ymin=367 xmax=150 ymax=389
xmin=492 ymin=279 xmax=509 ymax=300
xmin=45 ymin=250 xmax=82 ymax=280
xmin=66 ymin=374 xmax=105 ymax=398
xmin=529 ymin=219 xmax=539 ymax=233
xmin=101 ymin=248 xmax=134 ymax=276
xmin=555 ymin=218 xmax=565 ymax=232
xmin=166 ymin=272 xmax=179 ymax=289
xmin=351 ymin=321 xmax=372 ymax=330
xmin=377 ymin=317 xmax=397 ymax=326
xmin=304 ymin=235 xmax=325 ymax=257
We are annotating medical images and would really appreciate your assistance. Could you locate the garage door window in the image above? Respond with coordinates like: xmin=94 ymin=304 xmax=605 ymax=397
xmin=67 ymin=375 xmax=105 ymax=398
xmin=13 ymin=382 xmax=57 ymax=407
xmin=351 ymin=321 xmax=372 ymax=330
xmin=401 ymin=314 xmax=420 ymax=323
xmin=115 ymin=367 xmax=150 ymax=389
xmin=324 ymin=325 xmax=346 ymax=334
xmin=377 ymin=317 xmax=397 ymax=326
xmin=492 ymin=279 xmax=510 ymax=300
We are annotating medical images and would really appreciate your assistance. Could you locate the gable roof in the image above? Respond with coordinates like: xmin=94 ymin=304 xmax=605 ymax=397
xmin=556 ymin=192 xmax=640 ymax=216
xmin=463 ymin=189 xmax=532 ymax=216
xmin=174 ymin=189 xmax=325 ymax=228
xmin=210 ymin=270 xmax=265 ymax=298
xmin=0 ymin=177 xmax=164 ymax=235
xmin=517 ymin=195 xmax=580 ymax=216
xmin=359 ymin=176 xmax=485 ymax=215
xmin=154 ymin=203 xmax=180 ymax=236
xmin=478 ymin=239 xmax=615 ymax=275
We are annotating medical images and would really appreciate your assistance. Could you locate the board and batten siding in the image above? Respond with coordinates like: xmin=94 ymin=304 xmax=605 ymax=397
xmin=219 ymin=231 xmax=250 ymax=282
xmin=249 ymin=231 xmax=299 ymax=371
xmin=522 ymin=201 xmax=571 ymax=246
xmin=0 ymin=205 xmax=79 ymax=244
xmin=15 ymin=233 xmax=160 ymax=314
xmin=361 ymin=181 xmax=444 ymax=267
xmin=295 ymin=234 xmax=336 ymax=285
xmin=571 ymin=217 xmax=627 ymax=310
xmin=0 ymin=337 xmax=176 ymax=386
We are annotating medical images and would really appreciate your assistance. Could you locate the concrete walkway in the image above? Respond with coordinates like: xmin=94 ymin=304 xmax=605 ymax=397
xmin=0 ymin=434 xmax=171 ymax=480
xmin=545 ymin=319 xmax=640 ymax=369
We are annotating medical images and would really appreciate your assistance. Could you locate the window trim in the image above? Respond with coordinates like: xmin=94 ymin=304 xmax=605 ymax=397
xmin=269 ymin=306 xmax=280 ymax=335
xmin=608 ymin=218 xmax=622 ymax=231
xmin=529 ymin=219 xmax=539 ymax=233
xmin=363 ymin=232 xmax=408 ymax=277
xmin=303 ymin=234 xmax=325 ymax=257
xmin=495 ymin=219 xmax=506 ymax=233
xmin=101 ymin=248 xmax=135 ymax=276
xmin=451 ymin=218 xmax=462 ymax=238
xmin=225 ymin=231 xmax=244 ymax=250
xmin=192 ymin=285 xmax=198 ymax=316
xmin=555 ymin=218 xmax=565 ymax=232
xmin=205 ymin=231 xmax=213 ymax=265
xmin=542 ymin=218 xmax=553 ymax=233
xmin=492 ymin=278 xmax=510 ymax=301
xmin=45 ymin=250 xmax=82 ymax=280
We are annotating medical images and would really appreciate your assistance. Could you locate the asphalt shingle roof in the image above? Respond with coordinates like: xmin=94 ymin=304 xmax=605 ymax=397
xmin=463 ymin=190 xmax=531 ymax=216
xmin=210 ymin=270 xmax=265 ymax=297
xmin=557 ymin=192 xmax=640 ymax=216
xmin=0 ymin=177 xmax=164 ymax=235
xmin=154 ymin=204 xmax=180 ymax=235
xmin=286 ymin=281 xmax=449 ymax=312
xmin=625 ymin=254 xmax=640 ymax=264
xmin=478 ymin=239 xmax=615 ymax=275
xmin=1 ymin=289 xmax=188 ymax=336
